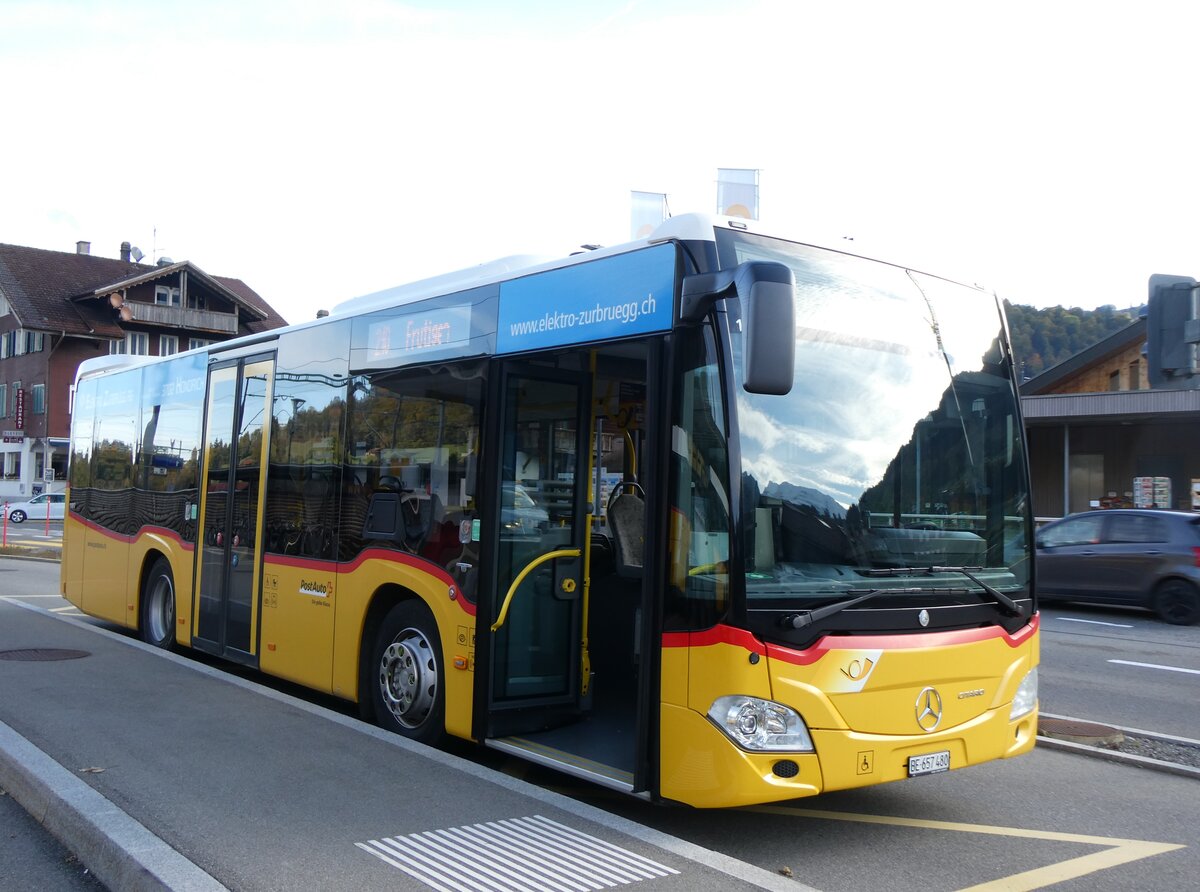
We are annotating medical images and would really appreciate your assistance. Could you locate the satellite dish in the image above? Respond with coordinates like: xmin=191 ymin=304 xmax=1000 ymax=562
xmin=130 ymin=246 xmax=144 ymax=262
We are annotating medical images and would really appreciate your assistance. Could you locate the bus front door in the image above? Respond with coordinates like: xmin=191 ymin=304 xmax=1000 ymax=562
xmin=192 ymin=354 xmax=275 ymax=666
xmin=487 ymin=365 xmax=591 ymax=740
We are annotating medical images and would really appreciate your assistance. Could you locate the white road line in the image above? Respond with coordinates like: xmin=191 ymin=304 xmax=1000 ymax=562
xmin=1058 ymin=617 xmax=1133 ymax=628
xmin=1108 ymin=659 xmax=1200 ymax=676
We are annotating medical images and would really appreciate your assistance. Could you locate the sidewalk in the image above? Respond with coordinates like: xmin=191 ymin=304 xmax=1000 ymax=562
xmin=0 ymin=601 xmax=804 ymax=892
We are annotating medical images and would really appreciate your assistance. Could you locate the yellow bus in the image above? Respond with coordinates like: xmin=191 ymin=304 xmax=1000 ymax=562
xmin=62 ymin=214 xmax=1038 ymax=807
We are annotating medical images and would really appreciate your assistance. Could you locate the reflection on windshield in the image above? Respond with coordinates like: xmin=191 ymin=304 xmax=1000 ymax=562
xmin=721 ymin=232 xmax=1031 ymax=603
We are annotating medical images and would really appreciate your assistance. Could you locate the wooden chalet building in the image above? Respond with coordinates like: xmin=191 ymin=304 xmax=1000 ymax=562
xmin=0 ymin=239 xmax=287 ymax=503
xmin=1021 ymin=314 xmax=1200 ymax=519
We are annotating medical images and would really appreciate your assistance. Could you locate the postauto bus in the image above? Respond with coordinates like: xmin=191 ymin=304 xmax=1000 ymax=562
xmin=62 ymin=214 xmax=1038 ymax=807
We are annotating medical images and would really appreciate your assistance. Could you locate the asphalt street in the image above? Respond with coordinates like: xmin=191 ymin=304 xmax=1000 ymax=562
xmin=2 ymin=554 xmax=1198 ymax=892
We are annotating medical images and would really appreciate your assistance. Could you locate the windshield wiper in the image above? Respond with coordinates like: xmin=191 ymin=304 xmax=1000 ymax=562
xmin=781 ymin=587 xmax=929 ymax=629
xmin=863 ymin=566 xmax=1025 ymax=618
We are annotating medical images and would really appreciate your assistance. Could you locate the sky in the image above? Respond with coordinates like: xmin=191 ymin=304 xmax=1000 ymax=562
xmin=3 ymin=0 xmax=1199 ymax=326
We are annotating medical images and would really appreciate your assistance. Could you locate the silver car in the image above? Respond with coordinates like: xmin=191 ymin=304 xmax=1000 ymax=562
xmin=6 ymin=491 xmax=67 ymax=524
xmin=1036 ymin=509 xmax=1200 ymax=625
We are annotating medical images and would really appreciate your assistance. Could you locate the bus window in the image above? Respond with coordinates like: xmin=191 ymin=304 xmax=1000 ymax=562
xmin=264 ymin=321 xmax=351 ymax=561
xmin=344 ymin=360 xmax=485 ymax=597
xmin=68 ymin=377 xmax=97 ymax=519
xmin=93 ymin=375 xmax=140 ymax=535
xmin=139 ymin=354 xmax=206 ymax=544
xmin=667 ymin=325 xmax=732 ymax=630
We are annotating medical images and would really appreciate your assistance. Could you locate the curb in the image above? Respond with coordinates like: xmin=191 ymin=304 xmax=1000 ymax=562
xmin=0 ymin=719 xmax=228 ymax=892
xmin=0 ymin=552 xmax=61 ymax=564
xmin=1037 ymin=712 xmax=1200 ymax=781
xmin=1035 ymin=735 xmax=1200 ymax=780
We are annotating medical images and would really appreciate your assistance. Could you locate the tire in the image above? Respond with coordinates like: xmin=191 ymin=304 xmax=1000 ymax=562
xmin=369 ymin=601 xmax=445 ymax=745
xmin=10 ymin=510 xmax=26 ymax=524
xmin=140 ymin=557 xmax=177 ymax=649
xmin=1152 ymin=578 xmax=1200 ymax=626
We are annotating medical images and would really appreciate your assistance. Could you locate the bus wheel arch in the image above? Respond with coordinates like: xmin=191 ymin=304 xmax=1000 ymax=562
xmin=139 ymin=553 xmax=177 ymax=649
xmin=361 ymin=588 xmax=446 ymax=745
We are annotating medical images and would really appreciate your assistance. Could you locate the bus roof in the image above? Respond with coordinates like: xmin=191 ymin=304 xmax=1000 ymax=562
xmin=71 ymin=213 xmax=813 ymax=384
xmin=74 ymin=352 xmax=155 ymax=385
xmin=329 ymin=213 xmax=748 ymax=318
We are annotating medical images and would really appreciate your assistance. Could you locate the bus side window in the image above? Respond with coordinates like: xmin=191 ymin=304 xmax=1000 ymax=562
xmin=265 ymin=324 xmax=351 ymax=561
xmin=345 ymin=361 xmax=485 ymax=596
xmin=666 ymin=326 xmax=732 ymax=630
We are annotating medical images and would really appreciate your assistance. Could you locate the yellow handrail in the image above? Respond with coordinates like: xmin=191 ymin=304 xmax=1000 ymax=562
xmin=490 ymin=547 xmax=582 ymax=632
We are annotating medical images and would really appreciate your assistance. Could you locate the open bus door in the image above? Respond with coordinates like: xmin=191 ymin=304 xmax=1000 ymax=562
xmin=192 ymin=353 xmax=275 ymax=666
xmin=483 ymin=348 xmax=652 ymax=795
xmin=486 ymin=363 xmax=591 ymax=731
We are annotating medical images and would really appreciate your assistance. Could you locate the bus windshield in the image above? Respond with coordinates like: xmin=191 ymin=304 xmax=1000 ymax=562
xmin=717 ymin=229 xmax=1031 ymax=613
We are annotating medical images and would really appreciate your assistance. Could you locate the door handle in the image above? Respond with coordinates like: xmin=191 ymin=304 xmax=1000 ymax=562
xmin=491 ymin=547 xmax=581 ymax=632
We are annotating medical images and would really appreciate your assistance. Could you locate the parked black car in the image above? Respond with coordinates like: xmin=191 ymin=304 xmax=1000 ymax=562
xmin=1036 ymin=509 xmax=1200 ymax=625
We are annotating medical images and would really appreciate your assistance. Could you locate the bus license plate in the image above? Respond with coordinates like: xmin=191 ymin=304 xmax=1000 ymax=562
xmin=908 ymin=750 xmax=950 ymax=777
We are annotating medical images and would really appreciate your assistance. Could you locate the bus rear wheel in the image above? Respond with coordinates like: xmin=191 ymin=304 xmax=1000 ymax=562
xmin=370 ymin=601 xmax=445 ymax=745
xmin=141 ymin=557 xmax=176 ymax=649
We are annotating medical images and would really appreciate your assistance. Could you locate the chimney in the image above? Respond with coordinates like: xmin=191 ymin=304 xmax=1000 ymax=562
xmin=76 ymin=240 xmax=91 ymax=255
xmin=120 ymin=241 xmax=132 ymax=262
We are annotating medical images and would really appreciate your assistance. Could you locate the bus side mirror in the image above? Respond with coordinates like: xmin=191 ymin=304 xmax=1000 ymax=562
xmin=681 ymin=261 xmax=795 ymax=395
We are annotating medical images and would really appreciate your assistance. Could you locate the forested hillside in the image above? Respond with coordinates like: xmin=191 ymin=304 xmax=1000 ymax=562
xmin=1003 ymin=302 xmax=1140 ymax=381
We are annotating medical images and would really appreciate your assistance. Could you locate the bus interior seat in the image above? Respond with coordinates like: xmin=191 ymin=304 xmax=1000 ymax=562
xmin=361 ymin=490 xmax=441 ymax=554
xmin=401 ymin=493 xmax=441 ymax=553
xmin=608 ymin=481 xmax=645 ymax=577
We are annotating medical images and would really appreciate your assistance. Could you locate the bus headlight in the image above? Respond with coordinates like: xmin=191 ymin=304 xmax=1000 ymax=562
xmin=1009 ymin=668 xmax=1038 ymax=720
xmin=707 ymin=695 xmax=814 ymax=752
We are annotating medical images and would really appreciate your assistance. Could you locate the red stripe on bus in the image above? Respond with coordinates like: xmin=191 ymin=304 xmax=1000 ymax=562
xmin=661 ymin=625 xmax=766 ymax=654
xmin=69 ymin=514 xmax=195 ymax=551
xmin=266 ymin=548 xmax=476 ymax=617
xmin=766 ymin=615 xmax=1040 ymax=665
xmin=663 ymin=614 xmax=1039 ymax=664
xmin=71 ymin=517 xmax=474 ymax=617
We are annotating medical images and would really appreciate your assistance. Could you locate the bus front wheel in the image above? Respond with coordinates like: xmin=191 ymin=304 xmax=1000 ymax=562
xmin=141 ymin=557 xmax=176 ymax=649
xmin=370 ymin=601 xmax=445 ymax=745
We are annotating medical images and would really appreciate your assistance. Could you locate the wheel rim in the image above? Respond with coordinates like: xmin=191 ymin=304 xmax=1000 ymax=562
xmin=1157 ymin=581 xmax=1199 ymax=624
xmin=147 ymin=573 xmax=175 ymax=643
xmin=378 ymin=627 xmax=437 ymax=729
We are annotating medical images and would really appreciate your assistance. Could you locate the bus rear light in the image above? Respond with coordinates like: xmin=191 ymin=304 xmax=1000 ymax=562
xmin=707 ymin=695 xmax=814 ymax=753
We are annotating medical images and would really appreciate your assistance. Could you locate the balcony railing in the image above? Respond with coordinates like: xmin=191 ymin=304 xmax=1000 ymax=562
xmin=124 ymin=302 xmax=238 ymax=334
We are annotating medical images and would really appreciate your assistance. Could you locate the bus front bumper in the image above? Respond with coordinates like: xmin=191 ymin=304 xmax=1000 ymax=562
xmin=659 ymin=703 xmax=1037 ymax=808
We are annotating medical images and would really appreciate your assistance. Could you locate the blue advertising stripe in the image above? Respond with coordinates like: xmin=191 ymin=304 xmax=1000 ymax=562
xmin=141 ymin=352 xmax=208 ymax=402
xmin=496 ymin=243 xmax=676 ymax=354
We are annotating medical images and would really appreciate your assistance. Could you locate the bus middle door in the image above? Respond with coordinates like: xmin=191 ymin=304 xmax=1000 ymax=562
xmin=192 ymin=354 xmax=275 ymax=666
xmin=486 ymin=363 xmax=590 ymax=737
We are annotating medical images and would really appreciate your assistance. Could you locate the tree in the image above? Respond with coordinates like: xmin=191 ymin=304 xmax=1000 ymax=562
xmin=1004 ymin=301 xmax=1138 ymax=380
